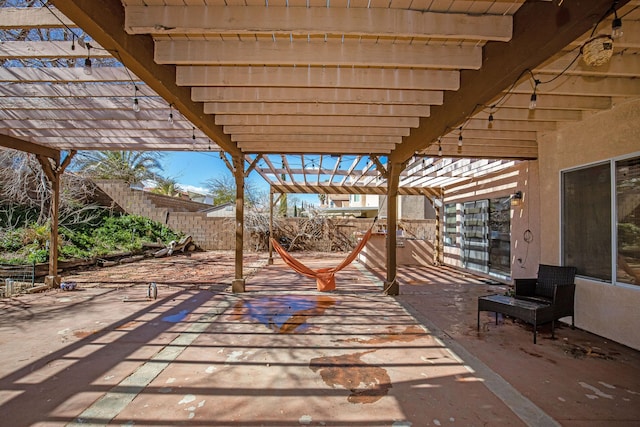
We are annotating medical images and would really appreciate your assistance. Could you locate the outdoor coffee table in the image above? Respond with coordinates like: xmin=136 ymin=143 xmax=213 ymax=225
xmin=477 ymin=294 xmax=555 ymax=344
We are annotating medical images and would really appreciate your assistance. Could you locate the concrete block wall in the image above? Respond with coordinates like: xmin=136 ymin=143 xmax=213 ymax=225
xmin=94 ymin=180 xmax=233 ymax=250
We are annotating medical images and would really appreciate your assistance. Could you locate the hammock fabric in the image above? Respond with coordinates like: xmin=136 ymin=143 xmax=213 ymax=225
xmin=270 ymin=226 xmax=375 ymax=291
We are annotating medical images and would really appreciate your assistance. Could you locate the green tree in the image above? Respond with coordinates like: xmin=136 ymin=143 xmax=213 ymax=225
xmin=151 ymin=176 xmax=182 ymax=197
xmin=204 ymin=174 xmax=260 ymax=207
xmin=74 ymin=151 xmax=163 ymax=185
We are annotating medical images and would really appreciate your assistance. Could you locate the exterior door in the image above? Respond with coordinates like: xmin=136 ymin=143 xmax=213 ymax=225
xmin=488 ymin=197 xmax=512 ymax=276
xmin=462 ymin=200 xmax=489 ymax=273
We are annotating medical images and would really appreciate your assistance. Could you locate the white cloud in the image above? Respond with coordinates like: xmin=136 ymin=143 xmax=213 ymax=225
xmin=180 ymin=184 xmax=210 ymax=195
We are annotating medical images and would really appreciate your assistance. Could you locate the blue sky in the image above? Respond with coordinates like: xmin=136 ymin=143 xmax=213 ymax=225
xmin=161 ymin=151 xmax=321 ymax=206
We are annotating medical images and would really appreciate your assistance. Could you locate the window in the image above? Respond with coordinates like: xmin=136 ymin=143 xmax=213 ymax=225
xmin=562 ymin=155 xmax=640 ymax=286
xmin=444 ymin=203 xmax=457 ymax=246
xmin=616 ymin=157 xmax=640 ymax=286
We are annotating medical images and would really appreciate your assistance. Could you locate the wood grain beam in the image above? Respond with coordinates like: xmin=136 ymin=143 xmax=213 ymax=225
xmin=223 ymin=125 xmax=410 ymax=136
xmin=49 ymin=0 xmax=240 ymax=156
xmin=0 ymin=133 xmax=60 ymax=159
xmin=0 ymin=7 xmax=75 ymax=28
xmin=43 ymin=142 xmax=217 ymax=151
xmin=215 ymin=114 xmax=419 ymax=128
xmin=269 ymin=183 xmax=432 ymax=196
xmin=538 ymin=51 xmax=640 ymax=78
xmin=231 ymin=134 xmax=402 ymax=144
xmin=177 ymin=66 xmax=459 ymax=91
xmin=510 ymin=75 xmax=640 ymax=97
xmin=389 ymin=0 xmax=631 ymax=164
xmin=0 ymin=41 xmax=111 ymax=59
xmin=155 ymin=40 xmax=482 ymax=70
xmin=238 ymin=143 xmax=394 ymax=154
xmin=204 ymin=102 xmax=430 ymax=117
xmin=194 ymin=87 xmax=442 ymax=105
xmin=125 ymin=6 xmax=512 ymax=41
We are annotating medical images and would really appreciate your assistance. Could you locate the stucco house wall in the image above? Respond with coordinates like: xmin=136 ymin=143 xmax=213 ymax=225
xmin=538 ymin=98 xmax=640 ymax=350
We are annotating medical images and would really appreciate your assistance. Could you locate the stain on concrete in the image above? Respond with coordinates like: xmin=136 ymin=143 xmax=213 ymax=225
xmin=298 ymin=414 xmax=312 ymax=424
xmin=115 ymin=320 xmax=141 ymax=330
xmin=338 ymin=325 xmax=426 ymax=344
xmin=231 ymin=295 xmax=336 ymax=333
xmin=73 ymin=329 xmax=99 ymax=339
xmin=162 ymin=309 xmax=190 ymax=323
xmin=579 ymin=382 xmax=614 ymax=399
xmin=309 ymin=350 xmax=392 ymax=404
xmin=178 ymin=394 xmax=196 ymax=405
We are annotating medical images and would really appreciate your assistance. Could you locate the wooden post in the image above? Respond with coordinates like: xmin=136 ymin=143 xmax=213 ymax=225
xmin=49 ymin=171 xmax=60 ymax=285
xmin=385 ymin=162 xmax=401 ymax=295
xmin=232 ymin=154 xmax=245 ymax=293
xmin=36 ymin=150 xmax=75 ymax=288
xmin=268 ymin=188 xmax=274 ymax=265
xmin=436 ymin=187 xmax=444 ymax=265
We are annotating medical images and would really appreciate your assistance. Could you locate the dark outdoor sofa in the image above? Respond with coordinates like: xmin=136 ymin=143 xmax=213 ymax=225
xmin=514 ymin=264 xmax=577 ymax=328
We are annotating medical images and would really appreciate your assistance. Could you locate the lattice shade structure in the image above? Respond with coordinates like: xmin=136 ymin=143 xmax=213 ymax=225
xmin=581 ymin=35 xmax=614 ymax=66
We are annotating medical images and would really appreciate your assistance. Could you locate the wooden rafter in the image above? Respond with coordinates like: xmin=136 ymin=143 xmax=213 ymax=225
xmin=389 ymin=0 xmax=632 ymax=164
xmin=49 ymin=0 xmax=240 ymax=157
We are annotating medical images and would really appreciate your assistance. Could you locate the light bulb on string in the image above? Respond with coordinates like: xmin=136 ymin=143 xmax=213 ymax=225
xmin=488 ymin=110 xmax=494 ymax=129
xmin=529 ymin=93 xmax=537 ymax=110
xmin=83 ymin=45 xmax=92 ymax=75
xmin=458 ymin=127 xmax=463 ymax=147
xmin=168 ymin=104 xmax=174 ymax=125
xmin=132 ymin=86 xmax=140 ymax=113
xmin=438 ymin=139 xmax=443 ymax=156
xmin=529 ymin=79 xmax=540 ymax=110
xmin=83 ymin=57 xmax=92 ymax=75
xmin=612 ymin=9 xmax=623 ymax=39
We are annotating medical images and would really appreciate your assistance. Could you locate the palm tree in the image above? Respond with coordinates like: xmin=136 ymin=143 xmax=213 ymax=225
xmin=74 ymin=151 xmax=163 ymax=185
xmin=151 ymin=176 xmax=182 ymax=197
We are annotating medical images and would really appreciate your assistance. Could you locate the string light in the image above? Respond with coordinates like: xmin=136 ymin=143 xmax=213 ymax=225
xmin=458 ymin=127 xmax=463 ymax=147
xmin=612 ymin=9 xmax=623 ymax=39
xmin=529 ymin=79 xmax=540 ymax=110
xmin=192 ymin=127 xmax=196 ymax=140
xmin=132 ymin=85 xmax=140 ymax=112
xmin=488 ymin=107 xmax=495 ymax=129
xmin=438 ymin=138 xmax=443 ymax=156
xmin=168 ymin=104 xmax=174 ymax=125
xmin=83 ymin=44 xmax=92 ymax=75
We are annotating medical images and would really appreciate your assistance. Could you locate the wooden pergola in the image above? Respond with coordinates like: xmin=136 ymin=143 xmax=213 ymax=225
xmin=1 ymin=0 xmax=638 ymax=293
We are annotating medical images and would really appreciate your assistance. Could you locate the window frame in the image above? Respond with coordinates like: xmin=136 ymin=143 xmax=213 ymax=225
xmin=561 ymin=152 xmax=640 ymax=289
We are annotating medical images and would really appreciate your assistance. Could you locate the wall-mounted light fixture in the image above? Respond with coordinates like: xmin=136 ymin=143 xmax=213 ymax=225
xmin=511 ymin=190 xmax=523 ymax=207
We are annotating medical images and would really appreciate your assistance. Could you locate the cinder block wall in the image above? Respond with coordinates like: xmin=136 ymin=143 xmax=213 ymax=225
xmin=95 ymin=180 xmax=437 ymax=253
xmin=95 ymin=180 xmax=234 ymax=250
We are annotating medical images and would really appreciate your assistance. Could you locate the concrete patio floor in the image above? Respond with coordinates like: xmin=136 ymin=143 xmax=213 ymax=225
xmin=0 ymin=251 xmax=639 ymax=426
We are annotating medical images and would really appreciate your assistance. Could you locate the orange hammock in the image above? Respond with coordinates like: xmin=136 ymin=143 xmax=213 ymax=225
xmin=270 ymin=226 xmax=375 ymax=292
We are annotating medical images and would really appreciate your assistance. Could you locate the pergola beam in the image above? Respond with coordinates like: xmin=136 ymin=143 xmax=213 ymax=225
xmin=156 ymin=40 xmax=482 ymax=70
xmin=49 ymin=0 xmax=240 ymax=157
xmin=0 ymin=7 xmax=75 ymax=28
xmin=0 ymin=133 xmax=60 ymax=159
xmin=126 ymin=6 xmax=512 ymax=41
xmin=269 ymin=183 xmax=434 ymax=196
xmin=194 ymin=87 xmax=442 ymax=105
xmin=389 ymin=0 xmax=631 ymax=164
xmin=177 ymin=66 xmax=459 ymax=91
xmin=215 ymin=115 xmax=419 ymax=128
xmin=205 ymin=103 xmax=431 ymax=117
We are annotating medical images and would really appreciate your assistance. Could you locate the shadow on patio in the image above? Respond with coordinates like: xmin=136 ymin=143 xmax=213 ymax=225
xmin=0 ymin=251 xmax=638 ymax=426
